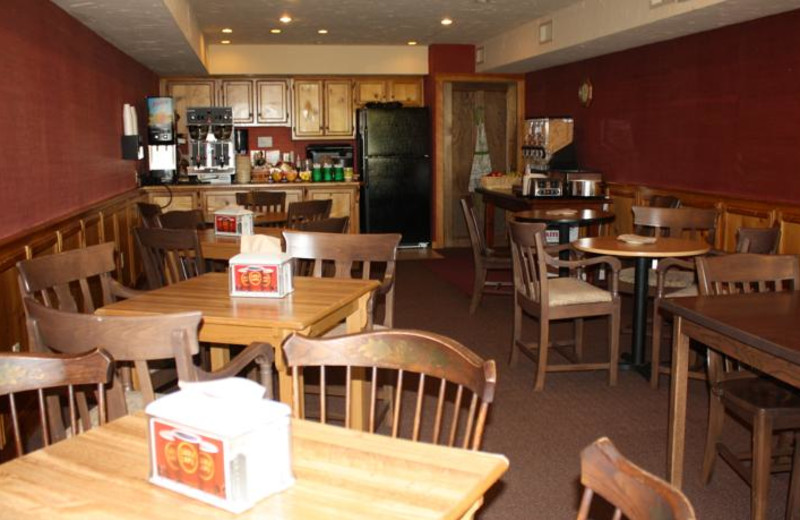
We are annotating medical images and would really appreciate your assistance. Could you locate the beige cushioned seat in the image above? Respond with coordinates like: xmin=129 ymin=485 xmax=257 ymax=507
xmin=549 ymin=278 xmax=613 ymax=307
xmin=618 ymin=266 xmax=695 ymax=289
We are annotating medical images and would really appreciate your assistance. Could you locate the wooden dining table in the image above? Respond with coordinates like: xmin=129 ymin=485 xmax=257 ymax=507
xmin=0 ymin=413 xmax=509 ymax=519
xmin=659 ymin=291 xmax=800 ymax=491
xmin=96 ymin=273 xmax=379 ymax=429
xmin=572 ymin=236 xmax=710 ymax=370
xmin=199 ymin=228 xmax=284 ymax=261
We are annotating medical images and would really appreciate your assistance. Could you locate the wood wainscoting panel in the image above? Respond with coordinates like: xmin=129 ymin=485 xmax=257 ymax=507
xmin=777 ymin=210 xmax=800 ymax=255
xmin=606 ymin=184 xmax=637 ymax=236
xmin=0 ymin=189 xmax=144 ymax=353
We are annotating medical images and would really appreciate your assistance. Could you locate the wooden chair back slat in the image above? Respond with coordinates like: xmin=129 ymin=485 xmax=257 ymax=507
xmin=577 ymin=437 xmax=696 ymax=520
xmin=283 ymin=231 xmax=401 ymax=327
xmin=0 ymin=349 xmax=114 ymax=458
xmin=158 ymin=210 xmax=205 ymax=230
xmin=17 ymin=242 xmax=118 ymax=313
xmin=134 ymin=227 xmax=205 ymax=290
xmin=283 ymin=330 xmax=496 ymax=451
xmin=632 ymin=206 xmax=718 ymax=245
xmin=250 ymin=191 xmax=287 ymax=214
xmin=286 ymin=200 xmax=332 ymax=229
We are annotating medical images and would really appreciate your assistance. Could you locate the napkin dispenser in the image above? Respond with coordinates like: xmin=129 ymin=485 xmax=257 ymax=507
xmin=146 ymin=378 xmax=294 ymax=513
xmin=214 ymin=206 xmax=253 ymax=236
xmin=229 ymin=252 xmax=293 ymax=298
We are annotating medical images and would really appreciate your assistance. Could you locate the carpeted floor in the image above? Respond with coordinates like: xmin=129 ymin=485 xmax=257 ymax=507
xmin=395 ymin=248 xmax=790 ymax=519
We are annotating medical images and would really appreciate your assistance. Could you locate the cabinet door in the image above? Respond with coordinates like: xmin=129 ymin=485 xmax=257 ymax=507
xmin=203 ymin=191 xmax=240 ymax=220
xmin=390 ymin=78 xmax=424 ymax=107
xmin=354 ymin=79 xmax=387 ymax=108
xmin=165 ymin=81 xmax=216 ymax=138
xmin=324 ymin=80 xmax=354 ymax=137
xmin=149 ymin=192 xmax=198 ymax=213
xmin=293 ymin=81 xmax=324 ymax=138
xmin=306 ymin=187 xmax=356 ymax=232
xmin=256 ymin=80 xmax=290 ymax=125
xmin=221 ymin=80 xmax=254 ymax=125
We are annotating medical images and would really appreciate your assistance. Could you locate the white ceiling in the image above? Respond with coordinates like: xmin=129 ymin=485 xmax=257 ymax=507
xmin=50 ymin=0 xmax=800 ymax=76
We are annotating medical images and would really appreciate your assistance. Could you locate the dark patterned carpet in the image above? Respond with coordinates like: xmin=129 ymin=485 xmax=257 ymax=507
xmin=397 ymin=249 xmax=789 ymax=520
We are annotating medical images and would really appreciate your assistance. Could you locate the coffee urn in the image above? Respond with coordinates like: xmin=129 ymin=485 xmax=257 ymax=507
xmin=186 ymin=107 xmax=236 ymax=184
xmin=145 ymin=96 xmax=177 ymax=184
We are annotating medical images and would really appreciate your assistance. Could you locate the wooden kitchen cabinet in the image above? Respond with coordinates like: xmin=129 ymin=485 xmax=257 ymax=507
xmin=163 ymin=80 xmax=216 ymax=138
xmin=354 ymin=77 xmax=424 ymax=108
xmin=256 ymin=80 xmax=291 ymax=125
xmin=293 ymin=79 xmax=354 ymax=139
xmin=147 ymin=189 xmax=198 ymax=213
xmin=306 ymin=185 xmax=359 ymax=232
xmin=220 ymin=80 xmax=254 ymax=125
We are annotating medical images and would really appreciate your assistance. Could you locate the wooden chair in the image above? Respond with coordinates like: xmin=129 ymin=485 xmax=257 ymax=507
xmin=158 ymin=209 xmax=206 ymax=230
xmin=285 ymin=199 xmax=332 ymax=229
xmin=0 ymin=349 xmax=114 ymax=458
xmin=137 ymin=201 xmax=163 ymax=229
xmin=134 ymin=227 xmax=206 ymax=290
xmin=296 ymin=216 xmax=350 ymax=233
xmin=250 ymin=191 xmax=286 ymax=214
xmin=283 ymin=230 xmax=401 ymax=329
xmin=235 ymin=191 xmax=253 ymax=207
xmin=508 ymin=221 xmax=621 ymax=391
xmin=23 ymin=297 xmax=274 ymax=429
xmin=650 ymin=222 xmax=778 ymax=389
xmin=577 ymin=437 xmax=696 ymax=520
xmin=282 ymin=329 xmax=496 ymax=450
xmin=16 ymin=241 xmax=140 ymax=313
xmin=696 ymin=253 xmax=800 ymax=520
xmin=460 ymin=194 xmax=513 ymax=314
xmin=736 ymin=226 xmax=780 ymax=254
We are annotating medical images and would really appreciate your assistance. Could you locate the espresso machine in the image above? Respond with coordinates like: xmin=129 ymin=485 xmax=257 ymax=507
xmin=145 ymin=96 xmax=177 ymax=184
xmin=521 ymin=117 xmax=602 ymax=197
xmin=186 ymin=107 xmax=235 ymax=183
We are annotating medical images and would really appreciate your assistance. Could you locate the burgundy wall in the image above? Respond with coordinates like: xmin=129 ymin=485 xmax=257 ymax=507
xmin=0 ymin=0 xmax=159 ymax=241
xmin=525 ymin=9 xmax=800 ymax=203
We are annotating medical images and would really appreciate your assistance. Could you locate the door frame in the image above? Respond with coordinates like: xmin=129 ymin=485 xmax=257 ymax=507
xmin=432 ymin=74 xmax=525 ymax=248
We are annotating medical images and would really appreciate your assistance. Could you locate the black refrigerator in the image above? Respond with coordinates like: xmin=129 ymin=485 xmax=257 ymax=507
xmin=358 ymin=107 xmax=431 ymax=247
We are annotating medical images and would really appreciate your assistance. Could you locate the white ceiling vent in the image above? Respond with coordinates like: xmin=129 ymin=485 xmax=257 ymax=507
xmin=476 ymin=46 xmax=485 ymax=65
xmin=538 ymin=20 xmax=553 ymax=44
xmin=650 ymin=0 xmax=675 ymax=7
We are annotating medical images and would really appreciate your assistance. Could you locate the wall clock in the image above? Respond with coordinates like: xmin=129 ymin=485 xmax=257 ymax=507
xmin=578 ymin=79 xmax=593 ymax=107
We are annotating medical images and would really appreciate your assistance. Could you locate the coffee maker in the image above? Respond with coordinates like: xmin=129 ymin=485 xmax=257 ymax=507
xmin=145 ymin=96 xmax=177 ymax=184
xmin=186 ymin=107 xmax=236 ymax=183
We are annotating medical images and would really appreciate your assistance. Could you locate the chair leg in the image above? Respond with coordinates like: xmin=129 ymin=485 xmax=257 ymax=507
xmin=510 ymin=300 xmax=521 ymax=366
xmin=702 ymin=391 xmax=726 ymax=484
xmin=534 ymin=319 xmax=549 ymax=392
xmin=608 ymin=306 xmax=620 ymax=387
xmin=787 ymin=431 xmax=800 ymax=520
xmin=574 ymin=318 xmax=584 ymax=362
xmin=751 ymin=412 xmax=773 ymax=520
xmin=469 ymin=266 xmax=487 ymax=314
xmin=651 ymin=300 xmax=663 ymax=389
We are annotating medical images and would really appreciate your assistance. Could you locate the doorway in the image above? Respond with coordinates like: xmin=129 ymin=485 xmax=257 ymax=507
xmin=434 ymin=75 xmax=524 ymax=248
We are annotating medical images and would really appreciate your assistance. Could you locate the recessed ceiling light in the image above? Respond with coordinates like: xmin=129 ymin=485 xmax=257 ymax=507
xmin=441 ymin=18 xmax=453 ymax=26
xmin=318 ymin=29 xmax=328 ymax=34
xmin=270 ymin=28 xmax=282 ymax=34
xmin=279 ymin=15 xmax=292 ymax=23
xmin=221 ymin=28 xmax=233 ymax=34
xmin=407 ymin=41 xmax=418 ymax=46
xmin=221 ymin=40 xmax=231 ymax=44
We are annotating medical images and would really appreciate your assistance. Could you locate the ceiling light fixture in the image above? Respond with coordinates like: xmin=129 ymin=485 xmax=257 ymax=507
xmin=407 ymin=41 xmax=418 ymax=46
xmin=279 ymin=15 xmax=292 ymax=23
xmin=221 ymin=28 xmax=233 ymax=34
xmin=270 ymin=28 xmax=282 ymax=34
xmin=318 ymin=29 xmax=328 ymax=34
xmin=221 ymin=40 xmax=231 ymax=44
xmin=441 ymin=18 xmax=453 ymax=26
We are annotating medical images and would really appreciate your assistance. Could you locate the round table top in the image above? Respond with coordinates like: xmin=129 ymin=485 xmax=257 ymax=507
xmin=572 ymin=236 xmax=711 ymax=258
xmin=513 ymin=208 xmax=615 ymax=225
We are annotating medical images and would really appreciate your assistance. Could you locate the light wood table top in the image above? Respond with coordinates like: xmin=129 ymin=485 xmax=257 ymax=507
xmin=572 ymin=236 xmax=710 ymax=258
xmin=0 ymin=414 xmax=509 ymax=519
xmin=199 ymin=228 xmax=284 ymax=261
xmin=96 ymin=273 xmax=379 ymax=428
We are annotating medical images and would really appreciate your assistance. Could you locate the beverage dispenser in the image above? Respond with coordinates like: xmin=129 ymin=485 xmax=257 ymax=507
xmin=186 ymin=107 xmax=236 ymax=184
xmin=145 ymin=96 xmax=177 ymax=184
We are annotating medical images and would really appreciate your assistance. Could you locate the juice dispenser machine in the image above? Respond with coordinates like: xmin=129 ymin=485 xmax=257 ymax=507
xmin=145 ymin=96 xmax=177 ymax=184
